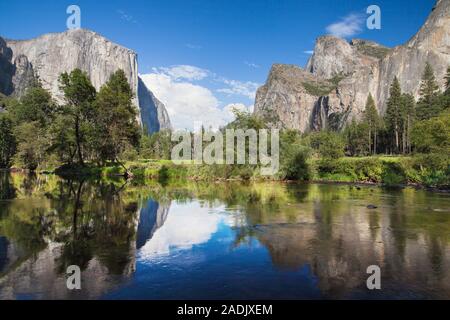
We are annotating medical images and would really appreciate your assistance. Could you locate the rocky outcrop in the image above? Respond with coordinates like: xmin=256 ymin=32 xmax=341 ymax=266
xmin=0 ymin=29 xmax=171 ymax=134
xmin=138 ymin=77 xmax=171 ymax=133
xmin=255 ymin=0 xmax=450 ymax=131
xmin=0 ymin=38 xmax=35 ymax=97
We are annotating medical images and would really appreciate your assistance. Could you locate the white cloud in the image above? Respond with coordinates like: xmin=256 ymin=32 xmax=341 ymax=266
xmin=217 ymin=79 xmax=260 ymax=100
xmin=244 ymin=61 xmax=260 ymax=68
xmin=117 ymin=10 xmax=137 ymax=24
xmin=303 ymin=50 xmax=314 ymax=55
xmin=140 ymin=65 xmax=259 ymax=130
xmin=152 ymin=65 xmax=209 ymax=81
xmin=326 ymin=13 xmax=364 ymax=38
xmin=139 ymin=202 xmax=229 ymax=259
xmin=140 ymin=73 xmax=225 ymax=130
xmin=223 ymin=103 xmax=254 ymax=117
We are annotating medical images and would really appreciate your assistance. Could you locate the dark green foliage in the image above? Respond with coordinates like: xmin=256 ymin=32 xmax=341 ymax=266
xmin=0 ymin=114 xmax=16 ymax=168
xmin=13 ymin=121 xmax=48 ymax=170
xmin=385 ymin=76 xmax=402 ymax=153
xmin=353 ymin=41 xmax=391 ymax=59
xmin=344 ymin=118 xmax=369 ymax=156
xmin=10 ymin=80 xmax=55 ymax=127
xmin=417 ymin=63 xmax=441 ymax=120
xmin=363 ymin=93 xmax=381 ymax=154
xmin=5 ymin=82 xmax=55 ymax=170
xmin=93 ymin=69 xmax=140 ymax=163
xmin=381 ymin=162 xmax=407 ymax=186
xmin=279 ymin=130 xmax=311 ymax=180
xmin=310 ymin=131 xmax=345 ymax=159
xmin=58 ymin=69 xmax=97 ymax=165
xmin=302 ymin=81 xmax=334 ymax=97
xmin=411 ymin=111 xmax=450 ymax=154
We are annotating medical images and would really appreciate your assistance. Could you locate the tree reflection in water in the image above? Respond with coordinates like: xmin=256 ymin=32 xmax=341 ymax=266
xmin=0 ymin=171 xmax=449 ymax=299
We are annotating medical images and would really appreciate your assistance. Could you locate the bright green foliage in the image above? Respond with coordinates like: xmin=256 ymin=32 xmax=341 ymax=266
xmin=226 ymin=109 xmax=266 ymax=131
xmin=310 ymin=131 xmax=345 ymax=159
xmin=13 ymin=122 xmax=49 ymax=170
xmin=0 ymin=115 xmax=16 ymax=168
xmin=59 ymin=69 xmax=97 ymax=165
xmin=10 ymin=80 xmax=55 ymax=127
xmin=279 ymin=130 xmax=311 ymax=180
xmin=411 ymin=111 xmax=450 ymax=154
xmin=94 ymin=69 xmax=140 ymax=163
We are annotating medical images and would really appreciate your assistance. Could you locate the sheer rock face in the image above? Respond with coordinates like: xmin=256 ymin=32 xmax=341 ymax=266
xmin=137 ymin=77 xmax=171 ymax=133
xmin=0 ymin=38 xmax=35 ymax=97
xmin=255 ymin=0 xmax=450 ymax=131
xmin=0 ymin=29 xmax=171 ymax=134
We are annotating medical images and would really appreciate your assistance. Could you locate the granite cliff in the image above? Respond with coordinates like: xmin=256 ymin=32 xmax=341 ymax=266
xmin=254 ymin=0 xmax=450 ymax=132
xmin=0 ymin=29 xmax=171 ymax=134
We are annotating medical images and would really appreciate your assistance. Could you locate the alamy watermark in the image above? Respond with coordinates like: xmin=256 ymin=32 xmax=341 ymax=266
xmin=367 ymin=5 xmax=381 ymax=30
xmin=66 ymin=5 xmax=81 ymax=30
xmin=171 ymin=127 xmax=280 ymax=176
xmin=366 ymin=265 xmax=381 ymax=290
xmin=66 ymin=265 xmax=81 ymax=290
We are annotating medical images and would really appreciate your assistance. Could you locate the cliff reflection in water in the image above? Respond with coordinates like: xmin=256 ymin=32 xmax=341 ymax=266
xmin=0 ymin=171 xmax=449 ymax=299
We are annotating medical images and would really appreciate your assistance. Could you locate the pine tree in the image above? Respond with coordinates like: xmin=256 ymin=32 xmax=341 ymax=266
xmin=400 ymin=93 xmax=415 ymax=154
xmin=363 ymin=93 xmax=380 ymax=154
xmin=385 ymin=77 xmax=402 ymax=153
xmin=94 ymin=69 xmax=140 ymax=166
xmin=0 ymin=114 xmax=16 ymax=168
xmin=59 ymin=69 xmax=97 ymax=165
xmin=417 ymin=62 xmax=440 ymax=119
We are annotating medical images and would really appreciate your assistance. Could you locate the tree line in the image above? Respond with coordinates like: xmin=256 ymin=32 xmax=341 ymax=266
xmin=344 ymin=63 xmax=450 ymax=156
xmin=0 ymin=69 xmax=141 ymax=170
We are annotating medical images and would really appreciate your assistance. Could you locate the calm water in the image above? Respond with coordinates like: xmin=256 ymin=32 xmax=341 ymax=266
xmin=0 ymin=171 xmax=449 ymax=300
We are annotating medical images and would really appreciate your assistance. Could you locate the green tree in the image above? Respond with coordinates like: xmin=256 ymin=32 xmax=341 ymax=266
xmin=417 ymin=62 xmax=441 ymax=120
xmin=59 ymin=69 xmax=97 ymax=165
xmin=47 ymin=114 xmax=78 ymax=165
xmin=310 ymin=131 xmax=345 ymax=159
xmin=279 ymin=130 xmax=311 ymax=180
xmin=13 ymin=122 xmax=49 ymax=170
xmin=412 ymin=111 xmax=450 ymax=154
xmin=363 ymin=93 xmax=380 ymax=154
xmin=385 ymin=76 xmax=402 ymax=153
xmin=0 ymin=114 xmax=16 ymax=168
xmin=140 ymin=130 xmax=172 ymax=159
xmin=400 ymin=93 xmax=416 ymax=154
xmin=344 ymin=119 xmax=369 ymax=156
xmin=93 ymin=69 xmax=140 ymax=165
xmin=11 ymin=80 xmax=55 ymax=127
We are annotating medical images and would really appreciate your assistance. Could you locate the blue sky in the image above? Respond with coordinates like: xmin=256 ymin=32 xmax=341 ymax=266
xmin=0 ymin=0 xmax=436 ymax=129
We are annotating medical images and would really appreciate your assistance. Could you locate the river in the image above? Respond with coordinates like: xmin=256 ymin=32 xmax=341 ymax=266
xmin=0 ymin=171 xmax=449 ymax=299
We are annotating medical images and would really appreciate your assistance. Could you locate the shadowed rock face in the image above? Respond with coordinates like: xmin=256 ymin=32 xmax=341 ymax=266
xmin=0 ymin=29 xmax=171 ymax=133
xmin=255 ymin=0 xmax=450 ymax=131
xmin=138 ymin=77 xmax=172 ymax=133
xmin=0 ymin=38 xmax=35 ymax=97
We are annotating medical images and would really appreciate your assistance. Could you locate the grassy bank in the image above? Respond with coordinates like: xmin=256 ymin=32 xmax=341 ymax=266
xmin=41 ymin=155 xmax=449 ymax=190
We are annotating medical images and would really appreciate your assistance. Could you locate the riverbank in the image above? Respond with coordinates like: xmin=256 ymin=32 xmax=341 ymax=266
xmin=19 ymin=155 xmax=448 ymax=190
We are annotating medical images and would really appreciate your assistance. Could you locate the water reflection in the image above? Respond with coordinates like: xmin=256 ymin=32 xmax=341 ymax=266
xmin=0 ymin=171 xmax=449 ymax=299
